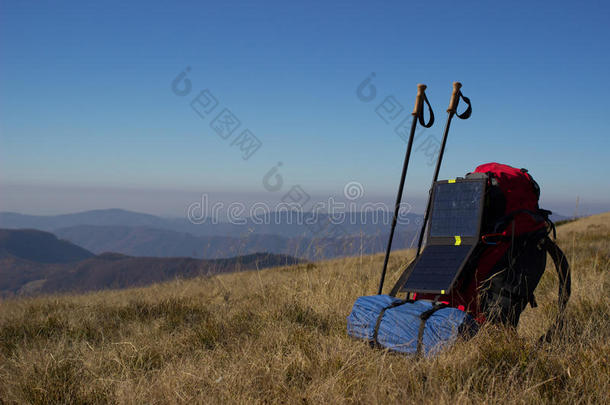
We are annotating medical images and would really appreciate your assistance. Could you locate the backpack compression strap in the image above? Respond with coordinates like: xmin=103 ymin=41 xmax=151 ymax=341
xmin=540 ymin=237 xmax=571 ymax=343
xmin=371 ymin=299 xmax=413 ymax=348
xmin=416 ymin=303 xmax=448 ymax=356
xmin=370 ymin=299 xmax=448 ymax=356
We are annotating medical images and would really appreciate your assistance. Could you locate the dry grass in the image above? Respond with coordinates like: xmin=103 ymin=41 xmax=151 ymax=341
xmin=0 ymin=215 xmax=608 ymax=404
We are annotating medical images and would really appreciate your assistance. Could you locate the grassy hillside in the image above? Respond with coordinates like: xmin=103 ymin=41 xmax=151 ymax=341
xmin=0 ymin=214 xmax=608 ymax=404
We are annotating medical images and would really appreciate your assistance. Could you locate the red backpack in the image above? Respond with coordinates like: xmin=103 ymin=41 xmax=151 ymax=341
xmin=397 ymin=163 xmax=570 ymax=336
xmin=455 ymin=163 xmax=569 ymax=328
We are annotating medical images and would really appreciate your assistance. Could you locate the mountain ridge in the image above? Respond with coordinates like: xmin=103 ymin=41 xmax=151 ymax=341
xmin=0 ymin=208 xmax=571 ymax=261
xmin=1 ymin=209 xmax=424 ymax=260
xmin=0 ymin=228 xmax=302 ymax=297
xmin=0 ymin=228 xmax=94 ymax=263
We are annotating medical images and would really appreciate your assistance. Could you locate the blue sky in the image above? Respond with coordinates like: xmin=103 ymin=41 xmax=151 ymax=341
xmin=1 ymin=0 xmax=609 ymax=216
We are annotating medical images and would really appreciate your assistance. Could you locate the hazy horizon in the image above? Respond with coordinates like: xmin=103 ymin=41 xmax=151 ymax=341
xmin=0 ymin=181 xmax=601 ymax=219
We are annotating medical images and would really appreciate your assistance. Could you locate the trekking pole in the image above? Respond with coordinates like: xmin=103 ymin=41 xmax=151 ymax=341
xmin=414 ymin=82 xmax=472 ymax=258
xmin=377 ymin=84 xmax=434 ymax=295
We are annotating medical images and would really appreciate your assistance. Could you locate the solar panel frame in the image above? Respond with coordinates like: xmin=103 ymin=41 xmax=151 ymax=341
xmin=399 ymin=177 xmax=487 ymax=294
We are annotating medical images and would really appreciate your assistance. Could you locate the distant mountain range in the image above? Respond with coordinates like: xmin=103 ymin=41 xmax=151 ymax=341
xmin=0 ymin=209 xmax=168 ymax=231
xmin=0 ymin=208 xmax=571 ymax=261
xmin=0 ymin=228 xmax=301 ymax=297
xmin=0 ymin=208 xmax=573 ymax=296
xmin=0 ymin=209 xmax=423 ymax=260
xmin=0 ymin=208 xmax=422 ymax=237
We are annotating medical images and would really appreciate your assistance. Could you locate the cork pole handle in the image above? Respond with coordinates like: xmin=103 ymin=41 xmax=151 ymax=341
xmin=447 ymin=81 xmax=462 ymax=113
xmin=411 ymin=84 xmax=427 ymax=116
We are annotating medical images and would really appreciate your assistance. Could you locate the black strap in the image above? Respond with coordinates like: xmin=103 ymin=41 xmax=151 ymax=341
xmin=371 ymin=299 xmax=412 ymax=347
xmin=492 ymin=208 xmax=551 ymax=234
xmin=418 ymin=93 xmax=435 ymax=128
xmin=539 ymin=238 xmax=571 ymax=343
xmin=416 ymin=303 xmax=448 ymax=356
xmin=455 ymin=91 xmax=472 ymax=119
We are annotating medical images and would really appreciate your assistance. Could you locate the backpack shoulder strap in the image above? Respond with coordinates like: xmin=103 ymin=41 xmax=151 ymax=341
xmin=539 ymin=237 xmax=571 ymax=343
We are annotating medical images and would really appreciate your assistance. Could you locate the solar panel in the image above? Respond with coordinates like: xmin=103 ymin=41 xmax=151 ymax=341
xmin=429 ymin=180 xmax=484 ymax=237
xmin=401 ymin=244 xmax=472 ymax=293
xmin=399 ymin=178 xmax=486 ymax=294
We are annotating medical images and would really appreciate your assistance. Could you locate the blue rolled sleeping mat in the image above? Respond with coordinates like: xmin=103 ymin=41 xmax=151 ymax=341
xmin=346 ymin=295 xmax=479 ymax=356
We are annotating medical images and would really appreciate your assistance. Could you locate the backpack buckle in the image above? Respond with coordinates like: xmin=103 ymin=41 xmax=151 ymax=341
xmin=481 ymin=232 xmax=507 ymax=245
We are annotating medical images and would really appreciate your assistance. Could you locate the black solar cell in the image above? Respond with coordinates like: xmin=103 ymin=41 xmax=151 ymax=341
xmin=401 ymin=244 xmax=472 ymax=293
xmin=429 ymin=180 xmax=484 ymax=237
